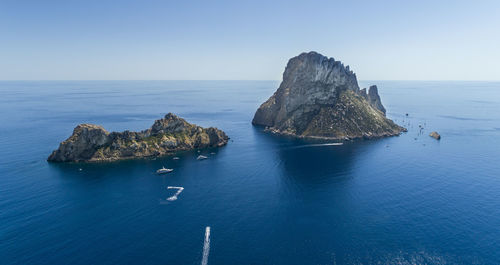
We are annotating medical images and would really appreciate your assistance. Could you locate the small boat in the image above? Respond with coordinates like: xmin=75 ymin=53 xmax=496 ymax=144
xmin=197 ymin=155 xmax=208 ymax=160
xmin=156 ymin=167 xmax=173 ymax=174
xmin=172 ymin=157 xmax=180 ymax=160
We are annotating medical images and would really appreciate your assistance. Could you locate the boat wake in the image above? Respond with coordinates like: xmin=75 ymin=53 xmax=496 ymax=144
xmin=166 ymin=186 xmax=184 ymax=201
xmin=287 ymin=142 xmax=343 ymax=150
xmin=201 ymin=226 xmax=211 ymax=265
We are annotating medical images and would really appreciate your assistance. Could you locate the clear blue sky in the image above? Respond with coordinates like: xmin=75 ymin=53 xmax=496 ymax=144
xmin=1 ymin=0 xmax=499 ymax=80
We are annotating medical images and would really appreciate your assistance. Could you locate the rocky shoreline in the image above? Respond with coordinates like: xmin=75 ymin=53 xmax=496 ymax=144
xmin=264 ymin=125 xmax=406 ymax=141
xmin=48 ymin=113 xmax=228 ymax=162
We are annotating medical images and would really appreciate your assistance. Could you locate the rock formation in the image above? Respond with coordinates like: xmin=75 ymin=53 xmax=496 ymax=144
xmin=360 ymin=85 xmax=386 ymax=114
xmin=429 ymin=131 xmax=441 ymax=140
xmin=48 ymin=113 xmax=229 ymax=162
xmin=252 ymin=51 xmax=405 ymax=140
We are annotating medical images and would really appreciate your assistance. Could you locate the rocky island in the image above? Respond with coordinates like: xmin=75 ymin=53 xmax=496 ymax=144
xmin=48 ymin=113 xmax=228 ymax=162
xmin=252 ymin=51 xmax=405 ymax=140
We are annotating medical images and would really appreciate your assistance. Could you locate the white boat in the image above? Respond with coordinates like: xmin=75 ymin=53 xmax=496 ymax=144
xmin=173 ymin=157 xmax=180 ymax=160
xmin=156 ymin=167 xmax=173 ymax=174
xmin=197 ymin=155 xmax=208 ymax=160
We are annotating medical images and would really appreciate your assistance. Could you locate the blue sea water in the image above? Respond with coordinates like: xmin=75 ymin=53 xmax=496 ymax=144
xmin=1 ymin=80 xmax=500 ymax=265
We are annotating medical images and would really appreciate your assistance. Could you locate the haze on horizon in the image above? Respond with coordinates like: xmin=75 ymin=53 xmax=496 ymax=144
xmin=1 ymin=0 xmax=499 ymax=81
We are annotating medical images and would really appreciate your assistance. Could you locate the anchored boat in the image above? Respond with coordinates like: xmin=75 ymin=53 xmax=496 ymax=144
xmin=156 ymin=167 xmax=173 ymax=174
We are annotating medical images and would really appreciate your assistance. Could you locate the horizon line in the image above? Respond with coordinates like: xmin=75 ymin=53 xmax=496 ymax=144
xmin=1 ymin=79 xmax=500 ymax=82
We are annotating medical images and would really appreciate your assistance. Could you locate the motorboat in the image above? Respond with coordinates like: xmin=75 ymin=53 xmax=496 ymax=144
xmin=156 ymin=167 xmax=173 ymax=174
xmin=197 ymin=155 xmax=208 ymax=160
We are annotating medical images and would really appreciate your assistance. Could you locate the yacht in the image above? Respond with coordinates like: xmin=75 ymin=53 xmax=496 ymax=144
xmin=156 ymin=167 xmax=173 ymax=174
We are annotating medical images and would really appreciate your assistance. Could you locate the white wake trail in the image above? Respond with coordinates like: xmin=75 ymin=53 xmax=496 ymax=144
xmin=166 ymin=186 xmax=184 ymax=201
xmin=288 ymin=142 xmax=343 ymax=150
xmin=201 ymin=226 xmax=211 ymax=265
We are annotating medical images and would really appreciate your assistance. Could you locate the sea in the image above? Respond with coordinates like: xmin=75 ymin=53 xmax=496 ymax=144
xmin=1 ymin=80 xmax=500 ymax=264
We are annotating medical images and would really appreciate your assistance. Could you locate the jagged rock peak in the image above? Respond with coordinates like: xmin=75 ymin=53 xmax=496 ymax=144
xmin=281 ymin=51 xmax=359 ymax=92
xmin=252 ymin=51 xmax=405 ymax=140
xmin=148 ymin=113 xmax=191 ymax=135
xmin=359 ymin=85 xmax=386 ymax=114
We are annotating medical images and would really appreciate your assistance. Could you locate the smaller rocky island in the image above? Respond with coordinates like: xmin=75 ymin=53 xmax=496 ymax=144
xmin=429 ymin=131 xmax=441 ymax=140
xmin=48 ymin=113 xmax=228 ymax=162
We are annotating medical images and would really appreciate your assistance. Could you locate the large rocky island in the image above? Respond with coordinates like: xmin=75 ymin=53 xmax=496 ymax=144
xmin=252 ymin=51 xmax=405 ymax=140
xmin=48 ymin=113 xmax=228 ymax=162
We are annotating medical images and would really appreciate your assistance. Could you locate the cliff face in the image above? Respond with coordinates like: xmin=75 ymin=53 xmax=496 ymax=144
xmin=48 ymin=113 xmax=229 ymax=162
xmin=252 ymin=51 xmax=405 ymax=140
